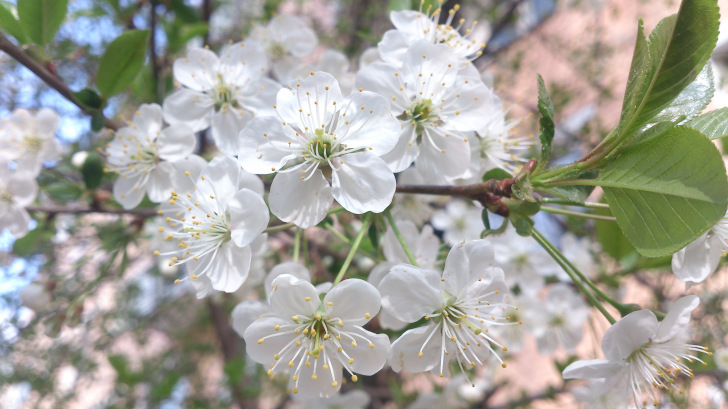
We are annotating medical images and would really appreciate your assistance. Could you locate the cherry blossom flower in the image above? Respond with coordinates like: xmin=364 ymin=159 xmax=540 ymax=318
xmin=431 ymin=199 xmax=484 ymax=245
xmin=156 ymin=156 xmax=268 ymax=294
xmin=276 ymin=49 xmax=356 ymax=94
xmin=379 ymin=240 xmax=515 ymax=377
xmin=163 ymin=41 xmax=280 ymax=152
xmin=671 ymin=210 xmax=728 ymax=286
xmin=249 ymin=14 xmax=318 ymax=80
xmin=0 ymin=108 xmax=61 ymax=175
xmin=105 ymin=104 xmax=201 ymax=209
xmin=563 ymin=295 xmax=709 ymax=408
xmin=368 ymin=220 xmax=440 ymax=330
xmin=378 ymin=5 xmax=489 ymax=69
xmin=237 ymin=71 xmax=400 ymax=228
xmin=356 ymin=40 xmax=498 ymax=183
xmin=0 ymin=162 xmax=38 ymax=238
xmin=243 ymin=274 xmax=390 ymax=398
xmin=527 ymin=284 xmax=589 ymax=354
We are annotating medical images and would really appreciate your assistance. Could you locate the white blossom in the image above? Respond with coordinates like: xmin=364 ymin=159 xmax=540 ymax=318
xmin=356 ymin=40 xmax=499 ymax=184
xmin=249 ymin=14 xmax=318 ymax=80
xmin=563 ymin=295 xmax=709 ymax=408
xmin=237 ymin=71 xmax=400 ymax=228
xmin=105 ymin=104 xmax=200 ymax=209
xmin=671 ymin=210 xmax=728 ymax=286
xmin=0 ymin=163 xmax=38 ymax=238
xmin=156 ymin=156 xmax=268 ymax=295
xmin=368 ymin=220 xmax=440 ymax=330
xmin=276 ymin=49 xmax=356 ymax=95
xmin=431 ymin=199 xmax=484 ymax=245
xmin=378 ymin=6 xmax=489 ymax=69
xmin=527 ymin=283 xmax=589 ymax=354
xmin=244 ymin=274 xmax=390 ymax=398
xmin=163 ymin=41 xmax=280 ymax=152
xmin=0 ymin=108 xmax=61 ymax=175
xmin=379 ymin=240 xmax=515 ymax=377
xmin=19 ymin=282 xmax=52 ymax=313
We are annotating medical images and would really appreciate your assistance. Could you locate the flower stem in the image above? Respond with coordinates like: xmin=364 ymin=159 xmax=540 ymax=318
xmin=293 ymin=228 xmax=302 ymax=263
xmin=537 ymin=198 xmax=610 ymax=210
xmin=384 ymin=209 xmax=418 ymax=266
xmin=531 ymin=229 xmax=616 ymax=324
xmin=333 ymin=213 xmax=372 ymax=286
xmin=540 ymin=206 xmax=616 ymax=222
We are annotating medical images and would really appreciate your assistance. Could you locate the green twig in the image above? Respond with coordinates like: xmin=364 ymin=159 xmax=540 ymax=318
xmin=384 ymin=209 xmax=418 ymax=266
xmin=531 ymin=229 xmax=616 ymax=324
xmin=293 ymin=228 xmax=302 ymax=263
xmin=333 ymin=214 xmax=372 ymax=285
xmin=540 ymin=206 xmax=616 ymax=222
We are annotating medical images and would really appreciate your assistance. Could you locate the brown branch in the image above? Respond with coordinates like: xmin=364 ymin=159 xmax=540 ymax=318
xmin=0 ymin=33 xmax=122 ymax=131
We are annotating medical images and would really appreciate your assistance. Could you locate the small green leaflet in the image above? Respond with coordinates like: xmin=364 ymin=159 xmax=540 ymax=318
xmin=96 ymin=30 xmax=151 ymax=98
xmin=16 ymin=0 xmax=68 ymax=45
xmin=535 ymin=74 xmax=554 ymax=172
xmin=685 ymin=107 xmax=728 ymax=139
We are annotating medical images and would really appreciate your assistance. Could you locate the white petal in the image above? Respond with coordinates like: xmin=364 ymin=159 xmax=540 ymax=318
xmin=601 ymin=309 xmax=657 ymax=362
xmin=170 ymin=155 xmax=207 ymax=193
xmin=218 ymin=41 xmax=268 ymax=85
xmin=173 ymin=48 xmax=219 ymax=91
xmin=113 ymin=173 xmax=148 ymax=209
xmin=188 ymin=274 xmax=214 ymax=299
xmin=132 ymin=103 xmax=163 ymax=135
xmin=383 ymin=220 xmax=419 ymax=264
xmin=653 ymin=295 xmax=700 ymax=343
xmin=1 ymin=205 xmax=30 ymax=237
xmin=338 ymin=91 xmax=400 ymax=154
xmin=380 ymin=122 xmax=419 ymax=173
xmin=237 ymin=116 xmax=297 ymax=174
xmin=146 ymin=164 xmax=174 ymax=203
xmin=232 ymin=300 xmax=272 ymax=338
xmin=269 ymin=170 xmax=333 ymax=229
xmin=244 ymin=316 xmax=295 ymax=364
xmin=671 ymin=233 xmax=723 ymax=284
xmin=276 ymin=72 xmax=343 ymax=127
xmin=415 ymin=127 xmax=471 ymax=184
xmin=340 ymin=326 xmax=390 ymax=375
xmin=268 ymin=274 xmax=320 ymax=318
xmin=228 ymin=188 xmax=269 ymax=247
xmin=389 ymin=324 xmax=442 ymax=373
xmin=355 ymin=62 xmax=406 ymax=112
xmin=377 ymin=30 xmax=410 ymax=65
xmin=157 ymin=124 xmax=196 ymax=162
xmin=442 ymin=240 xmax=495 ymax=296
xmin=379 ymin=264 xmax=443 ymax=323
xmin=324 ymin=279 xmax=381 ymax=326
xmin=211 ymin=108 xmax=254 ymax=153
xmin=562 ymin=359 xmax=624 ymax=379
xmin=402 ymin=41 xmax=458 ymax=97
xmin=441 ymin=82 xmax=499 ymax=132
xmin=237 ymin=77 xmax=281 ymax=116
xmin=9 ymin=175 xmax=38 ymax=207
xmin=291 ymin=357 xmax=341 ymax=398
xmin=162 ymin=88 xmax=214 ymax=131
xmin=281 ymin=25 xmax=317 ymax=57
xmin=331 ymin=153 xmax=395 ymax=214
xmin=202 ymin=241 xmax=251 ymax=293
xmin=35 ymin=108 xmax=59 ymax=134
xmin=196 ymin=156 xmax=243 ymax=203
xmin=264 ymin=262 xmax=311 ymax=298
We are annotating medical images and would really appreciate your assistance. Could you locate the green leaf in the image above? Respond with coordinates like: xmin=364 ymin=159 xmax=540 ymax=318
xmin=96 ymin=29 xmax=150 ymax=97
xmin=16 ymin=0 xmax=68 ymax=45
xmin=536 ymin=74 xmax=555 ymax=171
xmin=537 ymin=170 xmax=598 ymax=203
xmin=81 ymin=153 xmax=104 ymax=189
xmin=619 ymin=0 xmax=719 ymax=140
xmin=685 ymin=107 xmax=728 ymax=139
xmin=597 ymin=126 xmax=728 ymax=257
xmin=642 ymin=63 xmax=714 ymax=130
xmin=482 ymin=168 xmax=512 ymax=182
xmin=0 ymin=1 xmax=28 ymax=43
xmin=72 ymin=88 xmax=104 ymax=110
xmin=594 ymin=202 xmax=636 ymax=260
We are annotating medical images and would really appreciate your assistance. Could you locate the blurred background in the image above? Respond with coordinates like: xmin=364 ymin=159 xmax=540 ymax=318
xmin=2 ymin=0 xmax=728 ymax=408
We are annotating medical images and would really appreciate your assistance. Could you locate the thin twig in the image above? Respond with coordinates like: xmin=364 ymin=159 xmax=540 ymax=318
xmin=0 ymin=33 xmax=122 ymax=130
xmin=25 ymin=205 xmax=157 ymax=217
